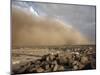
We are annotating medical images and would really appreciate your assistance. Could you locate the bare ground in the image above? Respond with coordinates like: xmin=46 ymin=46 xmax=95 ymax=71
xmin=12 ymin=45 xmax=96 ymax=74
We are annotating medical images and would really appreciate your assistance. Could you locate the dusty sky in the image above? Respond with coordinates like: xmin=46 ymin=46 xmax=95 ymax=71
xmin=12 ymin=1 xmax=96 ymax=44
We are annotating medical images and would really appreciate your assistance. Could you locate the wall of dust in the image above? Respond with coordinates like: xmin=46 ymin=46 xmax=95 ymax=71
xmin=12 ymin=6 xmax=89 ymax=48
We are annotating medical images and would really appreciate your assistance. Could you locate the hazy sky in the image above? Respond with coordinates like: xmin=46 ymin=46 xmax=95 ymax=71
xmin=12 ymin=1 xmax=96 ymax=44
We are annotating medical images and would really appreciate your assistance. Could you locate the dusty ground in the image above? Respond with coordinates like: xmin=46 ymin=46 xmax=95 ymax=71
xmin=12 ymin=45 xmax=96 ymax=74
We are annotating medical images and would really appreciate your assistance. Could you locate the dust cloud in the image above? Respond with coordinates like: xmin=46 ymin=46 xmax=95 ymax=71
xmin=12 ymin=6 xmax=89 ymax=48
